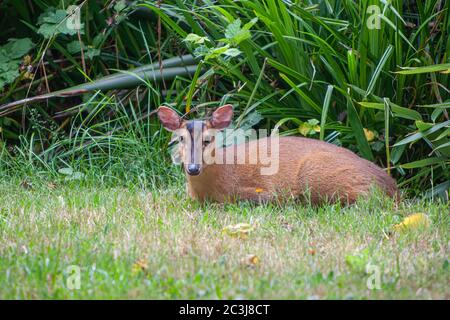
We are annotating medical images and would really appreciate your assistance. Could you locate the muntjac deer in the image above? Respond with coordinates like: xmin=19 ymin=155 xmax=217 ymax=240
xmin=157 ymin=105 xmax=399 ymax=205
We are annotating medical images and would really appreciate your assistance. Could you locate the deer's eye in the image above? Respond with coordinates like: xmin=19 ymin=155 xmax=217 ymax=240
xmin=203 ymin=139 xmax=211 ymax=146
xmin=179 ymin=136 xmax=184 ymax=142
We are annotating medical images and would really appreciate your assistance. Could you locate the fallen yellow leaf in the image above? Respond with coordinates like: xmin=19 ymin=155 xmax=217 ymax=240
xmin=132 ymin=258 xmax=148 ymax=275
xmin=364 ymin=128 xmax=376 ymax=142
xmin=394 ymin=213 xmax=430 ymax=232
xmin=222 ymin=223 xmax=254 ymax=239
xmin=243 ymin=254 xmax=260 ymax=266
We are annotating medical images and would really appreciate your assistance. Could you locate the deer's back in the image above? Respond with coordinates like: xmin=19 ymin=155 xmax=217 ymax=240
xmin=188 ymin=136 xmax=398 ymax=203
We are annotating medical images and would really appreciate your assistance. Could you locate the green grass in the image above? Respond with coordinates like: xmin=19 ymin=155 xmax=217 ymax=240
xmin=0 ymin=178 xmax=448 ymax=299
xmin=0 ymin=1 xmax=448 ymax=300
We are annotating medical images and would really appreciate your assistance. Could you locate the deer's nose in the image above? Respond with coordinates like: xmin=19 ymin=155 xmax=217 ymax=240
xmin=187 ymin=164 xmax=201 ymax=176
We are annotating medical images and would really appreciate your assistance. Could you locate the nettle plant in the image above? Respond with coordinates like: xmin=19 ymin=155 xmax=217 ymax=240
xmin=184 ymin=18 xmax=258 ymax=61
xmin=0 ymin=38 xmax=34 ymax=90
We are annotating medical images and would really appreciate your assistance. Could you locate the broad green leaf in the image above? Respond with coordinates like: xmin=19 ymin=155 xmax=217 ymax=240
xmin=299 ymin=119 xmax=320 ymax=136
xmin=223 ymin=48 xmax=242 ymax=57
xmin=114 ymin=0 xmax=127 ymax=12
xmin=184 ymin=33 xmax=209 ymax=44
xmin=0 ymin=69 xmax=19 ymax=88
xmin=205 ymin=45 xmax=230 ymax=60
xmin=2 ymin=38 xmax=34 ymax=59
xmin=193 ymin=45 xmax=209 ymax=57
xmin=225 ymin=19 xmax=242 ymax=39
xmin=391 ymin=144 xmax=406 ymax=164
xmin=415 ymin=120 xmax=434 ymax=132
xmin=67 ymin=41 xmax=100 ymax=59
xmin=37 ymin=8 xmax=84 ymax=38
xmin=224 ymin=19 xmax=252 ymax=45
xmin=0 ymin=37 xmax=35 ymax=89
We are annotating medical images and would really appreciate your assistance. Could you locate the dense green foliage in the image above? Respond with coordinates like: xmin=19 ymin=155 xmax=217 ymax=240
xmin=0 ymin=0 xmax=449 ymax=198
xmin=0 ymin=0 xmax=185 ymax=186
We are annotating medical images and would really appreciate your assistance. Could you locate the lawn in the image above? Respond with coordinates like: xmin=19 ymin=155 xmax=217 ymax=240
xmin=0 ymin=179 xmax=448 ymax=299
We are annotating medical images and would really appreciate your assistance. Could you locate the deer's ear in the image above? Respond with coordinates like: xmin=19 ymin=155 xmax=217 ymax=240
xmin=210 ymin=104 xmax=233 ymax=130
xmin=157 ymin=106 xmax=181 ymax=131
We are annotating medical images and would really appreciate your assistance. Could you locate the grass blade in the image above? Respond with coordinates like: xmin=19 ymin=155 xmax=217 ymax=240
xmin=365 ymin=45 xmax=394 ymax=98
xmin=396 ymin=63 xmax=450 ymax=75
xmin=384 ymin=98 xmax=391 ymax=176
xmin=320 ymin=85 xmax=333 ymax=141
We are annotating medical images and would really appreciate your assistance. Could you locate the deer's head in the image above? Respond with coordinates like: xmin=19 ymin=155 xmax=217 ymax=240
xmin=157 ymin=105 xmax=233 ymax=176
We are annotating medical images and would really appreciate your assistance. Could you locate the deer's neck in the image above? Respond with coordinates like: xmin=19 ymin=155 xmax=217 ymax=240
xmin=185 ymin=164 xmax=223 ymax=200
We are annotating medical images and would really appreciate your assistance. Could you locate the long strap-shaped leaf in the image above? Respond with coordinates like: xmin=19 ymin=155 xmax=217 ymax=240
xmin=396 ymin=63 xmax=450 ymax=75
xmin=0 ymin=55 xmax=198 ymax=115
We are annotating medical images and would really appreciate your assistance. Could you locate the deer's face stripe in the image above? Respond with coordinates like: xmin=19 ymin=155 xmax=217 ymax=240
xmin=186 ymin=120 xmax=205 ymax=167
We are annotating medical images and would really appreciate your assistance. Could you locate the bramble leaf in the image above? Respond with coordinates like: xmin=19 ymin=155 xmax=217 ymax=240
xmin=37 ymin=8 xmax=84 ymax=38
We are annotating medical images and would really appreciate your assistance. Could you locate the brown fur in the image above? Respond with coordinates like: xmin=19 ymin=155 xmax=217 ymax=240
xmin=186 ymin=136 xmax=399 ymax=204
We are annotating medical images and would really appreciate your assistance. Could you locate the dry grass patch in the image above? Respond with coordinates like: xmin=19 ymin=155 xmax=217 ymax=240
xmin=0 ymin=182 xmax=448 ymax=299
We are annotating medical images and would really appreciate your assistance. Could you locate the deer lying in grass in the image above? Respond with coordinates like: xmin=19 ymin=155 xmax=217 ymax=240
xmin=157 ymin=105 xmax=399 ymax=205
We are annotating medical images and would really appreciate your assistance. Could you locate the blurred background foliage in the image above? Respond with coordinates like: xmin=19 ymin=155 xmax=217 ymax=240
xmin=0 ymin=0 xmax=448 ymax=199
